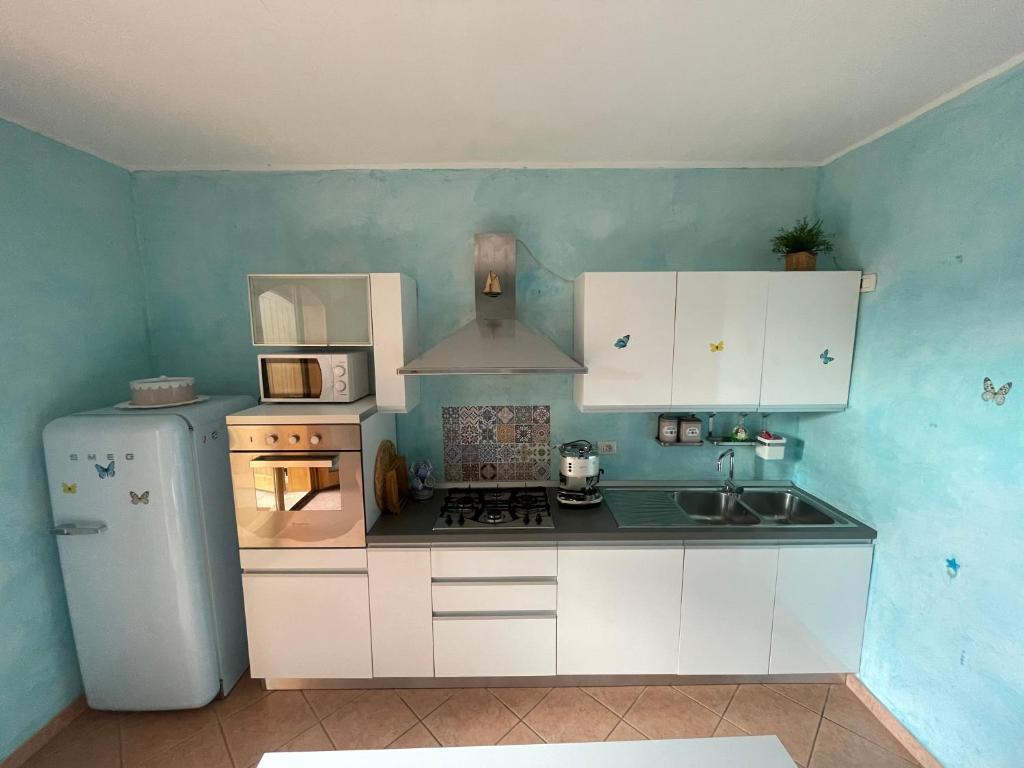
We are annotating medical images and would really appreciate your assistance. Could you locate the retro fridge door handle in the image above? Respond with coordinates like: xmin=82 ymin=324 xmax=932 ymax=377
xmin=50 ymin=523 xmax=108 ymax=536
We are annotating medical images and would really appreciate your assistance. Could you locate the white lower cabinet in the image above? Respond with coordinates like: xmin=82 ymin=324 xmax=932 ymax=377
xmin=367 ymin=547 xmax=434 ymax=677
xmin=769 ymin=544 xmax=873 ymax=674
xmin=242 ymin=572 xmax=372 ymax=679
xmin=678 ymin=546 xmax=779 ymax=675
xmin=557 ymin=544 xmax=685 ymax=675
xmin=434 ymin=616 xmax=556 ymax=677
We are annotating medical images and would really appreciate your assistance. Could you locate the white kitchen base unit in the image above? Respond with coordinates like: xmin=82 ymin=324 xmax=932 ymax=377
xmin=557 ymin=544 xmax=685 ymax=675
xmin=244 ymin=539 xmax=872 ymax=687
xmin=242 ymin=572 xmax=373 ymax=679
xmin=433 ymin=616 xmax=557 ymax=677
xmin=678 ymin=546 xmax=779 ymax=675
xmin=769 ymin=544 xmax=873 ymax=674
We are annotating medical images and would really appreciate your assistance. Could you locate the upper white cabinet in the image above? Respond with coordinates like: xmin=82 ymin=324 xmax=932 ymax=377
xmin=769 ymin=544 xmax=873 ymax=674
xmin=575 ymin=270 xmax=860 ymax=412
xmin=557 ymin=544 xmax=684 ymax=675
xmin=672 ymin=272 xmax=768 ymax=410
xmin=573 ymin=272 xmax=678 ymax=410
xmin=760 ymin=272 xmax=861 ymax=410
xmin=369 ymin=273 xmax=420 ymax=412
xmin=249 ymin=274 xmax=372 ymax=346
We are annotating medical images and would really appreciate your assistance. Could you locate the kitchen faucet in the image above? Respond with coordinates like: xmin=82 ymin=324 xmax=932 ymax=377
xmin=716 ymin=449 xmax=741 ymax=494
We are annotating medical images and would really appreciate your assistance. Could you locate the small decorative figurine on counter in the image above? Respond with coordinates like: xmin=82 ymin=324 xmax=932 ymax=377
xmin=410 ymin=460 xmax=436 ymax=500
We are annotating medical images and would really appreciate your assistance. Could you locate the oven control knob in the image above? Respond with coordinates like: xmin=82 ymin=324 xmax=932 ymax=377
xmin=445 ymin=514 xmax=453 ymax=526
xmin=522 ymin=515 xmax=531 ymax=526
xmin=309 ymin=433 xmax=322 ymax=446
xmin=288 ymin=434 xmax=300 ymax=445
xmin=265 ymin=434 xmax=279 ymax=445
xmin=535 ymin=514 xmax=543 ymax=525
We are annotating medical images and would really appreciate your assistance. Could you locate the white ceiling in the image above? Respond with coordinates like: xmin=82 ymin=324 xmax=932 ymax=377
xmin=2 ymin=1 xmax=1023 ymax=170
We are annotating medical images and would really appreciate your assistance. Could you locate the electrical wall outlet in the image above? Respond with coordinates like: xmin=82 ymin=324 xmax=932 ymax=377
xmin=597 ymin=440 xmax=617 ymax=454
xmin=860 ymin=273 xmax=877 ymax=293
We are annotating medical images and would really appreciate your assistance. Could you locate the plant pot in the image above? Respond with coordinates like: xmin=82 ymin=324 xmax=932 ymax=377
xmin=784 ymin=251 xmax=817 ymax=271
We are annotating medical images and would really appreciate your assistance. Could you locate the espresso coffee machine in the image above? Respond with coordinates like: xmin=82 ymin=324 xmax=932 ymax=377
xmin=556 ymin=440 xmax=604 ymax=507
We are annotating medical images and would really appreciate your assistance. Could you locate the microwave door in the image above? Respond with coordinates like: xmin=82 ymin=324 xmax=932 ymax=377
xmin=232 ymin=451 xmax=364 ymax=547
xmin=259 ymin=357 xmax=331 ymax=401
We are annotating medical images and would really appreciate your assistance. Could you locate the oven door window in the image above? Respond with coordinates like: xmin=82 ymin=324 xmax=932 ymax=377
xmin=250 ymin=454 xmax=340 ymax=512
xmin=261 ymin=358 xmax=323 ymax=399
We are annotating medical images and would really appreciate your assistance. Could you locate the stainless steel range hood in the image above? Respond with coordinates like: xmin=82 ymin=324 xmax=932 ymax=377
xmin=399 ymin=234 xmax=587 ymax=375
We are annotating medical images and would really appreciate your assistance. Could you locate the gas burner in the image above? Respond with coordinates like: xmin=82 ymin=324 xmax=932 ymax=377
xmin=434 ymin=487 xmax=555 ymax=531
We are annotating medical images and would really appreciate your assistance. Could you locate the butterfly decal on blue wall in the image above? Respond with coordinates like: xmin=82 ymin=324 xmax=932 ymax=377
xmin=129 ymin=490 xmax=150 ymax=505
xmin=614 ymin=334 xmax=631 ymax=349
xmin=819 ymin=349 xmax=835 ymax=365
xmin=95 ymin=461 xmax=115 ymax=479
xmin=982 ymin=377 xmax=1012 ymax=406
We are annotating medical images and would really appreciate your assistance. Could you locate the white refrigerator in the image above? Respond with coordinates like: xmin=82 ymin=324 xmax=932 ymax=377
xmin=43 ymin=395 xmax=254 ymax=711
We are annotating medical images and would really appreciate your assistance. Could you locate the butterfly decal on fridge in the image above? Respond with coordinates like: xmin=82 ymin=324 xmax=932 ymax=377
xmin=614 ymin=334 xmax=631 ymax=349
xmin=129 ymin=490 xmax=150 ymax=505
xmin=982 ymin=377 xmax=1012 ymax=406
xmin=819 ymin=349 xmax=835 ymax=365
xmin=61 ymin=482 xmax=77 ymax=494
xmin=94 ymin=461 xmax=115 ymax=479
xmin=709 ymin=341 xmax=725 ymax=353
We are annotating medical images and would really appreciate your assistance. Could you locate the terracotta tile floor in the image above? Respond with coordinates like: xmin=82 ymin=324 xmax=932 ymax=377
xmin=23 ymin=677 xmax=920 ymax=768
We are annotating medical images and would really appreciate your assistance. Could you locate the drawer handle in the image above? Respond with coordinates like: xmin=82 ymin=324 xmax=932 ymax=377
xmin=433 ymin=611 xmax=556 ymax=619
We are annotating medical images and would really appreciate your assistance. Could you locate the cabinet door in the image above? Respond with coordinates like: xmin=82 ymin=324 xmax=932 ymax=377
xmin=242 ymin=573 xmax=372 ymax=679
xmin=678 ymin=547 xmax=778 ymax=675
xmin=369 ymin=273 xmax=420 ymax=412
xmin=249 ymin=274 xmax=372 ymax=346
xmin=574 ymin=273 xmax=677 ymax=410
xmin=760 ymin=272 xmax=861 ymax=409
xmin=368 ymin=547 xmax=433 ymax=677
xmin=557 ymin=545 xmax=684 ymax=674
xmin=769 ymin=545 xmax=873 ymax=674
xmin=672 ymin=272 xmax=768 ymax=409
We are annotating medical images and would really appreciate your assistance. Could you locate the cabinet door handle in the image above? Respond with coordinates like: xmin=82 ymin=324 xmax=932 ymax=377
xmin=50 ymin=523 xmax=107 ymax=536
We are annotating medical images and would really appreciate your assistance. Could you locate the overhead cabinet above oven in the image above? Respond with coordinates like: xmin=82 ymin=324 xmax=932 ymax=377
xmin=247 ymin=273 xmax=420 ymax=412
xmin=573 ymin=271 xmax=861 ymax=412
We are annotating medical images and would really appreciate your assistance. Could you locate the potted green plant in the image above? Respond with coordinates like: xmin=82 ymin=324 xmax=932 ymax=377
xmin=771 ymin=217 xmax=834 ymax=271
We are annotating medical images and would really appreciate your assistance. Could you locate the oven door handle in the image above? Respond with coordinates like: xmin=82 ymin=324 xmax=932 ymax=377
xmin=249 ymin=454 xmax=340 ymax=470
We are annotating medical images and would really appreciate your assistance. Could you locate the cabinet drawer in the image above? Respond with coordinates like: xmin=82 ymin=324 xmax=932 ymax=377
xmin=240 ymin=548 xmax=367 ymax=572
xmin=431 ymin=546 xmax=556 ymax=579
xmin=432 ymin=581 xmax=556 ymax=613
xmin=433 ymin=616 xmax=555 ymax=677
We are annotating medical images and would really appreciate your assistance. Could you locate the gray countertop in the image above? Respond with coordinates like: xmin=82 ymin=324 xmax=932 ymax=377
xmin=366 ymin=482 xmax=877 ymax=545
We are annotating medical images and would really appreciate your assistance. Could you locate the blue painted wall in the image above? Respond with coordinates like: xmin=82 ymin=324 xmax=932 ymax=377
xmin=0 ymin=119 xmax=151 ymax=759
xmin=796 ymin=65 xmax=1024 ymax=767
xmin=132 ymin=168 xmax=817 ymax=481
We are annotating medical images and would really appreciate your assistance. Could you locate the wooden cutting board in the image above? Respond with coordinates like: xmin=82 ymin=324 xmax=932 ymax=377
xmin=373 ymin=439 xmax=409 ymax=514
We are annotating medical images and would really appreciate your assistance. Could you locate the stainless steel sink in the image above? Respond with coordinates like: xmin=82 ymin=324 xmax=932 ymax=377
xmin=604 ymin=486 xmax=847 ymax=529
xmin=674 ymin=490 xmax=760 ymax=525
xmin=739 ymin=491 xmax=835 ymax=525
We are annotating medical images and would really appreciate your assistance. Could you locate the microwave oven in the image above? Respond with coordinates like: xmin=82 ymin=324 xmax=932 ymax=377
xmin=258 ymin=352 xmax=370 ymax=403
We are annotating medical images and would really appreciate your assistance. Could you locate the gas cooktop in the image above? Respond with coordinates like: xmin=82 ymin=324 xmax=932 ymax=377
xmin=432 ymin=487 xmax=554 ymax=531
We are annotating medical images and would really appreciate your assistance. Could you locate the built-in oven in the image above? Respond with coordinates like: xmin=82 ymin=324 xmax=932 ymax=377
xmin=228 ymin=424 xmax=365 ymax=548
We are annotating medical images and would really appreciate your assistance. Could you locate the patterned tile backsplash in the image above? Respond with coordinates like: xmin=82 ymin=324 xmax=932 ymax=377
xmin=442 ymin=405 xmax=551 ymax=482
